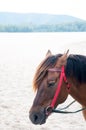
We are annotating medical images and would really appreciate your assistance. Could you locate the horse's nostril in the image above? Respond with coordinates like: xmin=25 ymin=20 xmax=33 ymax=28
xmin=29 ymin=112 xmax=40 ymax=124
xmin=29 ymin=110 xmax=46 ymax=125
xmin=34 ymin=114 xmax=38 ymax=122
xmin=29 ymin=107 xmax=46 ymax=125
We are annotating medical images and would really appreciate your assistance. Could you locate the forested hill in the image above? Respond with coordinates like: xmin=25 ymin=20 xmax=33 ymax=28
xmin=0 ymin=12 xmax=86 ymax=32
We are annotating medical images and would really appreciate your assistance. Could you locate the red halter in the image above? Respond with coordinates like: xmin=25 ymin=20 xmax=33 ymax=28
xmin=46 ymin=66 xmax=86 ymax=115
xmin=50 ymin=66 xmax=71 ymax=109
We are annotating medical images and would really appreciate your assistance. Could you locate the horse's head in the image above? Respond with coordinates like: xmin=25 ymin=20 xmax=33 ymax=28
xmin=29 ymin=50 xmax=69 ymax=125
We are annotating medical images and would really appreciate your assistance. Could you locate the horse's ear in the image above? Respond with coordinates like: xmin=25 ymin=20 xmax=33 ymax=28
xmin=46 ymin=50 xmax=52 ymax=57
xmin=56 ymin=50 xmax=69 ymax=67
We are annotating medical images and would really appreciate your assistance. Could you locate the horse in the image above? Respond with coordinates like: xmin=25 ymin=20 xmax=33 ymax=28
xmin=29 ymin=50 xmax=86 ymax=125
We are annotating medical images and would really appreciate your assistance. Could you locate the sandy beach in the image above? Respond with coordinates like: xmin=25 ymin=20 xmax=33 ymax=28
xmin=0 ymin=33 xmax=86 ymax=130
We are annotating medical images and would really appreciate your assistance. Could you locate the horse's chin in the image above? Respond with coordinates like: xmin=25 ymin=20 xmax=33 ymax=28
xmin=39 ymin=106 xmax=53 ymax=125
xmin=40 ymin=114 xmax=50 ymax=125
xmin=39 ymin=117 xmax=46 ymax=125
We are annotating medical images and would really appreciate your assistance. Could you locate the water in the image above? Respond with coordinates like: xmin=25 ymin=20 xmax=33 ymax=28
xmin=0 ymin=33 xmax=86 ymax=130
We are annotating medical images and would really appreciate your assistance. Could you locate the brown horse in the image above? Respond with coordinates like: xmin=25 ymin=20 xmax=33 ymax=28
xmin=29 ymin=50 xmax=86 ymax=125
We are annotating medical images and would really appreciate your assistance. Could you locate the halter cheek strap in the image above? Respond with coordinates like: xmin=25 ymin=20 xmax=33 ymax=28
xmin=50 ymin=66 xmax=71 ymax=109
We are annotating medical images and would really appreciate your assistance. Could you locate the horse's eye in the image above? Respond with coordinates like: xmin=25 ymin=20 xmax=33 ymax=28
xmin=48 ymin=81 xmax=56 ymax=87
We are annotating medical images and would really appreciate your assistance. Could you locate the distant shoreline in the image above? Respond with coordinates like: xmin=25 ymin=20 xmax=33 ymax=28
xmin=0 ymin=12 xmax=86 ymax=32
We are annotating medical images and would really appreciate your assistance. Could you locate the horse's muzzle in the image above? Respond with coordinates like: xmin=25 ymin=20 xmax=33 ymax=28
xmin=29 ymin=107 xmax=46 ymax=125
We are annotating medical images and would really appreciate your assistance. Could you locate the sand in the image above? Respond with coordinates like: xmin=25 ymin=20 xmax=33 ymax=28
xmin=0 ymin=33 xmax=86 ymax=130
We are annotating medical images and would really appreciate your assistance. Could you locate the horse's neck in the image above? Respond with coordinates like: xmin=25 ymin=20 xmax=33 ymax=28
xmin=68 ymin=78 xmax=86 ymax=106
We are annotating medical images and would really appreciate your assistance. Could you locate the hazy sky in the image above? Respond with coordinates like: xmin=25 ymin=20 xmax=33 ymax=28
xmin=0 ymin=0 xmax=86 ymax=20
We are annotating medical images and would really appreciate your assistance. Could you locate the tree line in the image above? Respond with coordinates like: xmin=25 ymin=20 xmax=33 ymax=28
xmin=0 ymin=22 xmax=86 ymax=32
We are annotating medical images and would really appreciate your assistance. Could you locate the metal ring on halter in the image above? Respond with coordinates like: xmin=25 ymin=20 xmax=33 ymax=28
xmin=45 ymin=106 xmax=53 ymax=116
